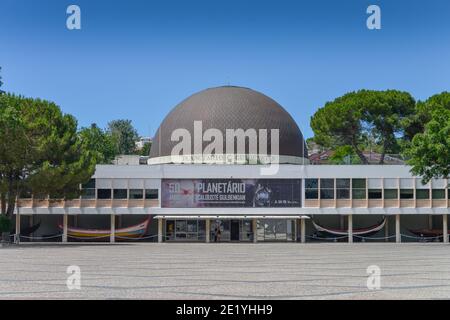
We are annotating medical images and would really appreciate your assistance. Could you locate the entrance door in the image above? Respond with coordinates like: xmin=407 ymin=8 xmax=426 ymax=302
xmin=230 ymin=220 xmax=240 ymax=241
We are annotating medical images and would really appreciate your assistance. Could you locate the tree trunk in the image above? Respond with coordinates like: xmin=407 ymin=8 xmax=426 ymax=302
xmin=0 ymin=192 xmax=5 ymax=215
xmin=379 ymin=139 xmax=388 ymax=164
xmin=352 ymin=140 xmax=368 ymax=164
xmin=5 ymin=174 xmax=16 ymax=218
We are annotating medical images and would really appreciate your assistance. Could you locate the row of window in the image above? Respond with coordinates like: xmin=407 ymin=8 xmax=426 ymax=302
xmin=82 ymin=188 xmax=159 ymax=200
xmin=305 ymin=179 xmax=449 ymax=200
xmin=80 ymin=179 xmax=159 ymax=200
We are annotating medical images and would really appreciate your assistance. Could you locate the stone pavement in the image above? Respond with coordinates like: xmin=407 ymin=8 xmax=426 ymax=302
xmin=1 ymin=243 xmax=450 ymax=299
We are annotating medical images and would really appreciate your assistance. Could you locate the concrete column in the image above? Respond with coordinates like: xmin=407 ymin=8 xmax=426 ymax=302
xmin=384 ymin=216 xmax=389 ymax=242
xmin=294 ymin=219 xmax=298 ymax=242
xmin=300 ymin=218 xmax=306 ymax=244
xmin=428 ymin=215 xmax=433 ymax=230
xmin=110 ymin=214 xmax=115 ymax=243
xmin=15 ymin=213 xmax=20 ymax=244
xmin=205 ymin=219 xmax=211 ymax=243
xmin=252 ymin=219 xmax=257 ymax=243
xmin=158 ymin=218 xmax=163 ymax=243
xmin=348 ymin=215 xmax=353 ymax=243
xmin=62 ymin=214 xmax=68 ymax=243
xmin=443 ymin=214 xmax=448 ymax=243
xmin=395 ymin=214 xmax=401 ymax=243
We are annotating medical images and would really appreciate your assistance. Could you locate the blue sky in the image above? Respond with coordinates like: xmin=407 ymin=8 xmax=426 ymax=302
xmin=1 ymin=0 xmax=450 ymax=138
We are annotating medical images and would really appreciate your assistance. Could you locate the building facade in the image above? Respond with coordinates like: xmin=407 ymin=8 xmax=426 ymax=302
xmin=12 ymin=87 xmax=450 ymax=243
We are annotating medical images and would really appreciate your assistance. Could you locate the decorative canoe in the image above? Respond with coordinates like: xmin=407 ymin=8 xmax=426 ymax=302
xmin=19 ymin=221 xmax=41 ymax=236
xmin=58 ymin=218 xmax=150 ymax=239
xmin=312 ymin=218 xmax=387 ymax=237
xmin=408 ymin=229 xmax=443 ymax=238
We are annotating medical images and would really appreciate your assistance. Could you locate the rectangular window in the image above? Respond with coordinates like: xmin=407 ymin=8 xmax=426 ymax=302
xmin=113 ymin=189 xmax=128 ymax=199
xmin=145 ymin=189 xmax=159 ymax=200
xmin=320 ymin=179 xmax=335 ymax=199
xmin=336 ymin=178 xmax=350 ymax=199
xmin=352 ymin=178 xmax=366 ymax=189
xmin=305 ymin=179 xmax=319 ymax=199
xmin=368 ymin=189 xmax=382 ymax=199
xmin=81 ymin=178 xmax=96 ymax=199
xmin=81 ymin=178 xmax=96 ymax=189
xmin=384 ymin=189 xmax=398 ymax=199
xmin=432 ymin=189 xmax=445 ymax=200
xmin=336 ymin=189 xmax=350 ymax=199
xmin=305 ymin=179 xmax=318 ymax=189
xmin=416 ymin=189 xmax=430 ymax=200
xmin=81 ymin=188 xmax=96 ymax=199
xmin=400 ymin=189 xmax=414 ymax=199
xmin=305 ymin=189 xmax=319 ymax=199
xmin=19 ymin=188 xmax=32 ymax=199
xmin=129 ymin=189 xmax=144 ymax=199
xmin=352 ymin=179 xmax=366 ymax=199
xmin=97 ymin=189 xmax=111 ymax=199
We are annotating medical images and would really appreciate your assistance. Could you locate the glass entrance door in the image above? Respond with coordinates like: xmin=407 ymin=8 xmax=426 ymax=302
xmin=230 ymin=220 xmax=240 ymax=241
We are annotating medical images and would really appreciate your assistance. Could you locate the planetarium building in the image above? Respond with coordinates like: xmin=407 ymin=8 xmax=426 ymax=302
xmin=14 ymin=86 xmax=450 ymax=244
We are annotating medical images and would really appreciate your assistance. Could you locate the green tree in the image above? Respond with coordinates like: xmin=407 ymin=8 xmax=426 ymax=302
xmin=107 ymin=119 xmax=139 ymax=155
xmin=139 ymin=141 xmax=152 ymax=156
xmin=79 ymin=124 xmax=117 ymax=164
xmin=0 ymin=93 xmax=97 ymax=217
xmin=405 ymin=94 xmax=450 ymax=183
xmin=311 ymin=90 xmax=415 ymax=164
xmin=403 ymin=92 xmax=450 ymax=140
xmin=0 ymin=66 xmax=4 ymax=94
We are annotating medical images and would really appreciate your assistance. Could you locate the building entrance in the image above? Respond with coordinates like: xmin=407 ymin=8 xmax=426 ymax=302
xmin=230 ymin=220 xmax=240 ymax=241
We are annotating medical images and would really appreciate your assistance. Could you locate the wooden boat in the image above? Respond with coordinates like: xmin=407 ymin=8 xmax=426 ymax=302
xmin=58 ymin=218 xmax=150 ymax=239
xmin=20 ymin=221 xmax=41 ymax=236
xmin=408 ymin=229 xmax=443 ymax=238
xmin=312 ymin=218 xmax=386 ymax=237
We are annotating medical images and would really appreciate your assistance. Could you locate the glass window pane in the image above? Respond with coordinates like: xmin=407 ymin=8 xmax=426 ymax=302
xmin=19 ymin=188 xmax=32 ymax=199
xmin=336 ymin=179 xmax=350 ymax=188
xmin=416 ymin=189 xmax=430 ymax=200
xmin=113 ymin=189 xmax=127 ymax=199
xmin=384 ymin=189 xmax=398 ymax=199
xmin=81 ymin=188 xmax=95 ymax=199
xmin=432 ymin=189 xmax=445 ymax=199
xmin=305 ymin=179 xmax=318 ymax=189
xmin=400 ymin=189 xmax=414 ymax=199
xmin=320 ymin=179 xmax=334 ymax=189
xmin=97 ymin=189 xmax=111 ymax=199
xmin=129 ymin=189 xmax=143 ymax=199
xmin=145 ymin=189 xmax=159 ymax=199
xmin=320 ymin=189 xmax=334 ymax=199
xmin=82 ymin=178 xmax=96 ymax=189
xmin=352 ymin=189 xmax=366 ymax=199
xmin=368 ymin=189 xmax=382 ymax=199
xmin=352 ymin=179 xmax=366 ymax=189
xmin=305 ymin=189 xmax=318 ymax=199
xmin=336 ymin=189 xmax=350 ymax=199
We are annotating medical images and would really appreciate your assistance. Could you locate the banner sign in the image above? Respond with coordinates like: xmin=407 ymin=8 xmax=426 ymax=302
xmin=161 ymin=179 xmax=301 ymax=208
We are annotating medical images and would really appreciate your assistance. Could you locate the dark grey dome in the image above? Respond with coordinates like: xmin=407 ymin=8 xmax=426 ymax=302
xmin=149 ymin=86 xmax=307 ymax=162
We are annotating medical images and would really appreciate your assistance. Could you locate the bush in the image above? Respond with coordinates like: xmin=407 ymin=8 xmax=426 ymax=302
xmin=0 ymin=215 xmax=12 ymax=233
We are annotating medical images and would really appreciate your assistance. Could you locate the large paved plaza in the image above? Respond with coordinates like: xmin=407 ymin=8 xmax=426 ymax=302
xmin=1 ymin=243 xmax=450 ymax=299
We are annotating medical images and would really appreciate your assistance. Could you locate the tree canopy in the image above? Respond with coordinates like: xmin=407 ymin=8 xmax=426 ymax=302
xmin=79 ymin=124 xmax=117 ymax=164
xmin=405 ymin=92 xmax=450 ymax=183
xmin=107 ymin=119 xmax=139 ymax=155
xmin=0 ymin=94 xmax=98 ymax=217
xmin=0 ymin=66 xmax=4 ymax=94
xmin=310 ymin=90 xmax=416 ymax=164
